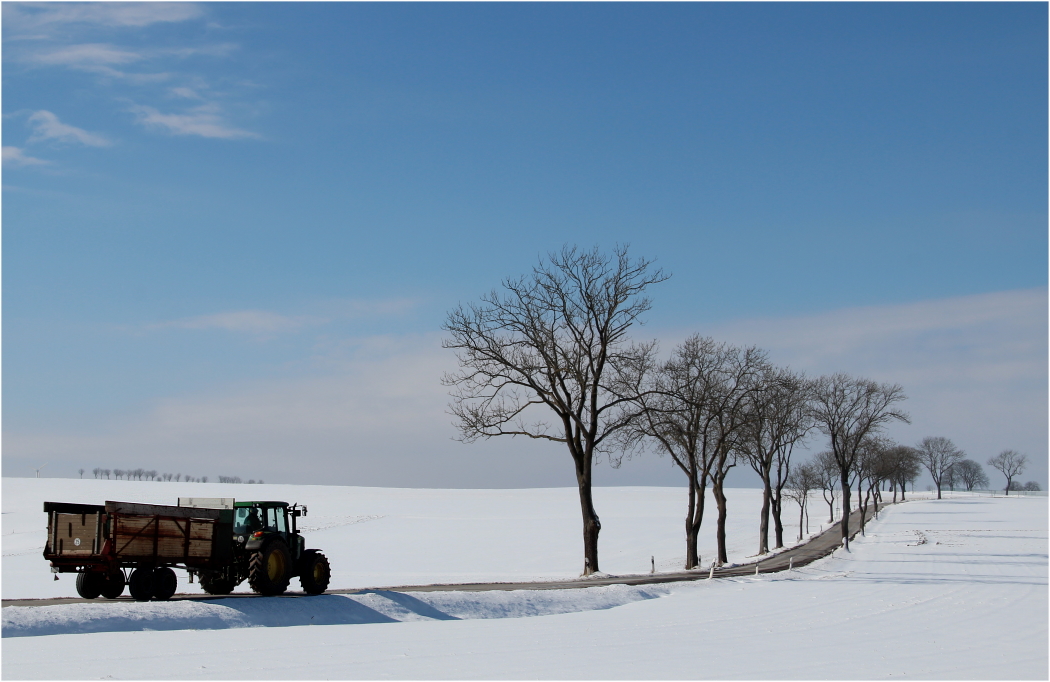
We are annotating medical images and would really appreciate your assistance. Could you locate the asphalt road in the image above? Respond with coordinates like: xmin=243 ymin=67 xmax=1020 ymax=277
xmin=2 ymin=501 xmax=886 ymax=608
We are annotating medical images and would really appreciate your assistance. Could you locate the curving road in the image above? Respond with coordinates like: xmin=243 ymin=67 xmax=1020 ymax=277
xmin=2 ymin=501 xmax=886 ymax=608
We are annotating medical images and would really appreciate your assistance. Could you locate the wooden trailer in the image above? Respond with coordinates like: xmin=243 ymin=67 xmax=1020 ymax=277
xmin=43 ymin=500 xmax=235 ymax=600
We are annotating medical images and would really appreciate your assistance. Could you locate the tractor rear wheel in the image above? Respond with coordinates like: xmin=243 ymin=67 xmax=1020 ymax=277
xmin=248 ymin=540 xmax=291 ymax=596
xmin=152 ymin=567 xmax=178 ymax=601
xmin=100 ymin=571 xmax=125 ymax=599
xmin=200 ymin=573 xmax=235 ymax=595
xmin=76 ymin=572 xmax=103 ymax=599
xmin=298 ymin=550 xmax=331 ymax=595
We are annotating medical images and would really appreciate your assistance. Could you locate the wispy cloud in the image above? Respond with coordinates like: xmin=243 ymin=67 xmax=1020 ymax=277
xmin=3 ymin=3 xmax=205 ymax=30
xmin=129 ymin=103 xmax=259 ymax=139
xmin=2 ymin=146 xmax=50 ymax=167
xmin=150 ymin=310 xmax=323 ymax=334
xmin=27 ymin=111 xmax=110 ymax=147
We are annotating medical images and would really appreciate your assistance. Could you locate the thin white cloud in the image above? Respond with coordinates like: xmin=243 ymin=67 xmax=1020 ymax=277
xmin=27 ymin=111 xmax=110 ymax=147
xmin=2 ymin=146 xmax=49 ymax=166
xmin=151 ymin=311 xmax=323 ymax=334
xmin=33 ymin=43 xmax=141 ymax=68
xmin=129 ymin=104 xmax=259 ymax=139
xmin=169 ymin=87 xmax=204 ymax=100
xmin=3 ymin=3 xmax=204 ymax=30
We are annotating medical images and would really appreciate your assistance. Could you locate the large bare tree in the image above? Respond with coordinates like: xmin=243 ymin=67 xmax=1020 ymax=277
xmin=619 ymin=336 xmax=761 ymax=569
xmin=739 ymin=366 xmax=812 ymax=554
xmin=442 ymin=245 xmax=667 ymax=575
xmin=987 ymin=450 xmax=1028 ymax=495
xmin=954 ymin=459 xmax=989 ymax=491
xmin=916 ymin=436 xmax=965 ymax=500
xmin=809 ymin=373 xmax=909 ymax=550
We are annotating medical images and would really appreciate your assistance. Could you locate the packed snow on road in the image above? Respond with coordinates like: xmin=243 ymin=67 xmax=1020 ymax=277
xmin=3 ymin=477 xmax=1046 ymax=679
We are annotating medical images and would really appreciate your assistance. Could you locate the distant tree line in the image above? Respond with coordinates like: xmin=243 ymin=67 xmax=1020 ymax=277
xmin=89 ymin=467 xmax=265 ymax=484
xmin=444 ymin=245 xmax=1041 ymax=574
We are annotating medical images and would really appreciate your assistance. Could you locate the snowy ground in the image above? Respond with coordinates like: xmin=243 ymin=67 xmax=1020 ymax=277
xmin=3 ymin=479 xmax=1047 ymax=679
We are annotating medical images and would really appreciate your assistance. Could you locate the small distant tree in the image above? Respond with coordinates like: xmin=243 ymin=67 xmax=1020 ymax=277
xmin=103 ymin=469 xmax=111 ymax=480
xmin=78 ymin=468 xmax=85 ymax=479
xmin=883 ymin=445 xmax=921 ymax=501
xmin=814 ymin=450 xmax=839 ymax=522
xmin=201 ymin=476 xmax=208 ymax=483
xmin=953 ymin=459 xmax=988 ymax=491
xmin=114 ymin=468 xmax=124 ymax=480
xmin=786 ymin=461 xmax=819 ymax=541
xmin=93 ymin=467 xmax=101 ymax=479
xmin=174 ymin=473 xmax=182 ymax=482
xmin=916 ymin=437 xmax=965 ymax=500
xmin=987 ymin=450 xmax=1028 ymax=495
xmin=1023 ymin=481 xmax=1041 ymax=491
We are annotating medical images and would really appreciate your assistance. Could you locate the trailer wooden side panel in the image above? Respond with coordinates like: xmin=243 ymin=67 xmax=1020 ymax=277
xmin=49 ymin=512 xmax=103 ymax=557
xmin=112 ymin=515 xmax=217 ymax=560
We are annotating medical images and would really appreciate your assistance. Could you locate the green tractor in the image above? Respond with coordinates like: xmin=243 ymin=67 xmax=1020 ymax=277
xmin=194 ymin=501 xmax=331 ymax=596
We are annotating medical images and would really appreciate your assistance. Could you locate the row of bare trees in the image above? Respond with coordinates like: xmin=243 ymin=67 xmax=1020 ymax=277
xmin=89 ymin=468 xmax=264 ymax=484
xmin=443 ymin=245 xmax=916 ymax=573
xmin=443 ymin=246 xmax=1041 ymax=573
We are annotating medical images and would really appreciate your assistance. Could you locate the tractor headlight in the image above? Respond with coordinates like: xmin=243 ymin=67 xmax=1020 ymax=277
xmin=236 ymin=535 xmax=245 ymax=544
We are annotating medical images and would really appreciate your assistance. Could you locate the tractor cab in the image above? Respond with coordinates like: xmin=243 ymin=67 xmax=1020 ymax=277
xmin=232 ymin=501 xmax=307 ymax=560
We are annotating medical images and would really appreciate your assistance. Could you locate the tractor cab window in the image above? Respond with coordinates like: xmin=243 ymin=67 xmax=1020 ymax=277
xmin=265 ymin=507 xmax=287 ymax=534
xmin=234 ymin=507 xmax=264 ymax=535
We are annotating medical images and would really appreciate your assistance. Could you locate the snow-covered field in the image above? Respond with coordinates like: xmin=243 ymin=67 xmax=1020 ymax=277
xmin=3 ymin=478 xmax=1047 ymax=679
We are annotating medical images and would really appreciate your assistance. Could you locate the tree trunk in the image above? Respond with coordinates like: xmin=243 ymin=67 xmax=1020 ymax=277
xmin=713 ymin=479 xmax=729 ymax=565
xmin=575 ymin=454 xmax=600 ymax=575
xmin=772 ymin=485 xmax=785 ymax=550
xmin=758 ymin=475 xmax=771 ymax=555
xmin=797 ymin=501 xmax=804 ymax=542
xmin=840 ymin=474 xmax=852 ymax=550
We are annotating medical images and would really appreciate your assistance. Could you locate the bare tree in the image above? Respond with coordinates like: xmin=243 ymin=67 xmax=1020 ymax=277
xmin=78 ymin=468 xmax=85 ymax=479
xmin=916 ymin=436 xmax=965 ymax=499
xmin=786 ymin=461 xmax=818 ymax=541
xmin=1023 ymin=481 xmax=1041 ymax=492
xmin=810 ymin=373 xmax=909 ymax=550
xmin=443 ymin=245 xmax=667 ymax=575
xmin=739 ymin=366 xmax=812 ymax=554
xmin=202 ymin=476 xmax=209 ymax=483
xmin=814 ymin=450 xmax=839 ymax=522
xmin=92 ymin=467 xmax=101 ymax=479
xmin=882 ymin=444 xmax=920 ymax=501
xmin=987 ymin=450 xmax=1028 ymax=495
xmin=953 ymin=459 xmax=988 ymax=491
xmin=621 ymin=337 xmax=764 ymax=568
xmin=103 ymin=469 xmax=111 ymax=480
xmin=114 ymin=468 xmax=124 ymax=480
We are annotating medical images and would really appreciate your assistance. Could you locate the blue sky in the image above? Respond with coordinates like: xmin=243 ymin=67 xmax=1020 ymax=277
xmin=3 ymin=2 xmax=1047 ymax=489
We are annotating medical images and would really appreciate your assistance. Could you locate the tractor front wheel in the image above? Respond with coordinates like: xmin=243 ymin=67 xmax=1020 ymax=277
xmin=248 ymin=540 xmax=291 ymax=596
xmin=298 ymin=550 xmax=331 ymax=595
xmin=75 ymin=572 xmax=103 ymax=599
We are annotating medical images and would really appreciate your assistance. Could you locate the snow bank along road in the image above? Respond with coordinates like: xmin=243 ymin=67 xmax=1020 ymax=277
xmin=1 ymin=501 xmax=882 ymax=608
xmin=3 ymin=482 xmax=1046 ymax=679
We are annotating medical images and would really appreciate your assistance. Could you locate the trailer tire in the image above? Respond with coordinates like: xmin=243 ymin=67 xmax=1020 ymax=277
xmin=100 ymin=571 xmax=125 ymax=599
xmin=76 ymin=572 xmax=103 ymax=599
xmin=200 ymin=574 xmax=235 ymax=596
xmin=298 ymin=550 xmax=331 ymax=595
xmin=128 ymin=568 xmax=154 ymax=601
xmin=248 ymin=540 xmax=291 ymax=596
xmin=152 ymin=567 xmax=178 ymax=601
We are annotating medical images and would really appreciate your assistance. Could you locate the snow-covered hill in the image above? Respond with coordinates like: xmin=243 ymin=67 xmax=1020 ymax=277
xmin=3 ymin=478 xmax=1046 ymax=679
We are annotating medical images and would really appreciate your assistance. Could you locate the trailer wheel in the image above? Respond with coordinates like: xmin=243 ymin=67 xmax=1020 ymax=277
xmin=128 ymin=568 xmax=154 ymax=601
xmin=152 ymin=567 xmax=178 ymax=601
xmin=100 ymin=571 xmax=125 ymax=599
xmin=298 ymin=550 xmax=331 ymax=595
xmin=200 ymin=574 xmax=235 ymax=596
xmin=75 ymin=572 xmax=103 ymax=599
xmin=248 ymin=540 xmax=291 ymax=596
